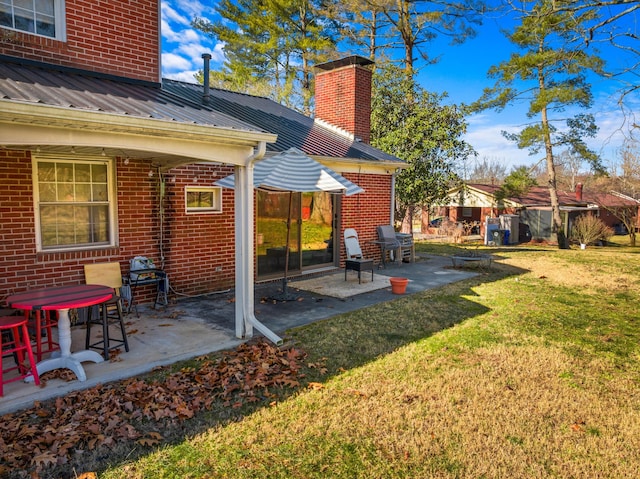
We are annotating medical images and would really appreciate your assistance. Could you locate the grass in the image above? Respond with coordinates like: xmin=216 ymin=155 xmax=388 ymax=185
xmin=38 ymin=239 xmax=640 ymax=477
xmin=97 ymin=239 xmax=640 ymax=478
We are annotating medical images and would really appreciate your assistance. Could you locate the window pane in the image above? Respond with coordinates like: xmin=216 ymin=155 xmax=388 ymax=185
xmin=187 ymin=191 xmax=213 ymax=208
xmin=57 ymin=183 xmax=74 ymax=201
xmin=75 ymin=163 xmax=91 ymax=182
xmin=57 ymin=163 xmax=74 ymax=182
xmin=92 ymin=164 xmax=107 ymax=182
xmin=92 ymin=183 xmax=108 ymax=201
xmin=39 ymin=182 xmax=56 ymax=202
xmin=35 ymin=13 xmax=54 ymax=36
xmin=75 ymin=183 xmax=91 ymax=202
xmin=14 ymin=7 xmax=34 ymax=33
xmin=38 ymin=161 xmax=55 ymax=181
xmin=35 ymin=0 xmax=54 ymax=15
xmin=91 ymin=205 xmax=110 ymax=242
xmin=0 ymin=4 xmax=12 ymax=28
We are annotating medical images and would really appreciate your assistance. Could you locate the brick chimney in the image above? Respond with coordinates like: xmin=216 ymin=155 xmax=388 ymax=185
xmin=314 ymin=56 xmax=374 ymax=144
xmin=576 ymin=183 xmax=583 ymax=202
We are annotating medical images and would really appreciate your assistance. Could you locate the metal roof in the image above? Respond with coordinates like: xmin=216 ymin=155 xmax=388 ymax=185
xmin=0 ymin=59 xmax=267 ymax=133
xmin=162 ymin=79 xmax=402 ymax=164
xmin=0 ymin=58 xmax=403 ymax=165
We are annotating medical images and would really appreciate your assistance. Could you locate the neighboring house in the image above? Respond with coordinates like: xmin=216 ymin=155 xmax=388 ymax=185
xmin=0 ymin=0 xmax=404 ymax=341
xmin=445 ymin=183 xmax=640 ymax=242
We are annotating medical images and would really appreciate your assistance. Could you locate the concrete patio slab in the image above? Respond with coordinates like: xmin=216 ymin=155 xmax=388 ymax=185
xmin=1 ymin=254 xmax=477 ymax=415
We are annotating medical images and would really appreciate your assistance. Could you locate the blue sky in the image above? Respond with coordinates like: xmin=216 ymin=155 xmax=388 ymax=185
xmin=160 ymin=0 xmax=639 ymax=175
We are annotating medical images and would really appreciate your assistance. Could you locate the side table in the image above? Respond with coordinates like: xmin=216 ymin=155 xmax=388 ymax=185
xmin=345 ymin=259 xmax=374 ymax=284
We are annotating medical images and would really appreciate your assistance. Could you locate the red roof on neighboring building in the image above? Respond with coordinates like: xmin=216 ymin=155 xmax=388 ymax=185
xmin=465 ymin=183 xmax=639 ymax=208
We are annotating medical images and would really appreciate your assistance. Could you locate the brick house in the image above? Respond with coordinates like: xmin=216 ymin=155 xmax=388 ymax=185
xmin=445 ymin=183 xmax=640 ymax=243
xmin=0 ymin=0 xmax=404 ymax=341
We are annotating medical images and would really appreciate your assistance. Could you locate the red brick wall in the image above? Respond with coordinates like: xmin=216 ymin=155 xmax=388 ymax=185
xmin=0 ymin=150 xmax=161 ymax=302
xmin=0 ymin=0 xmax=160 ymax=83
xmin=339 ymin=173 xmax=392 ymax=262
xmin=161 ymin=164 xmax=237 ymax=296
xmin=315 ymin=64 xmax=372 ymax=144
xmin=0 ymin=152 xmax=394 ymax=302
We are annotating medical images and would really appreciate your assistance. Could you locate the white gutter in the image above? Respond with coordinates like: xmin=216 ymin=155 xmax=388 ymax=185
xmin=234 ymin=142 xmax=283 ymax=345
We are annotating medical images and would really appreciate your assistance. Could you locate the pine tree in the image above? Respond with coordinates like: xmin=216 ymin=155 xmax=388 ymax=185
xmin=193 ymin=0 xmax=342 ymax=114
xmin=472 ymin=0 xmax=606 ymax=248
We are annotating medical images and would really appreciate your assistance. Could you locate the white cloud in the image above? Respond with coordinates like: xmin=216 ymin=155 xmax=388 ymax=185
xmin=464 ymin=113 xmax=536 ymax=169
xmin=176 ymin=41 xmax=215 ymax=67
xmin=161 ymin=0 xmax=226 ymax=79
xmin=173 ymin=0 xmax=209 ymax=20
xmin=161 ymin=2 xmax=190 ymax=27
xmin=161 ymin=52 xmax=192 ymax=72
xmin=164 ymin=70 xmax=200 ymax=84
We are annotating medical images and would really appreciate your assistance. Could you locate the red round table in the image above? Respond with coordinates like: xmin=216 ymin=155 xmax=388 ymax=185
xmin=6 ymin=284 xmax=114 ymax=382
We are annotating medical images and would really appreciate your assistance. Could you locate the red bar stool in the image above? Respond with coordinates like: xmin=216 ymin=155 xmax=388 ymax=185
xmin=26 ymin=310 xmax=59 ymax=362
xmin=1 ymin=315 xmax=40 ymax=396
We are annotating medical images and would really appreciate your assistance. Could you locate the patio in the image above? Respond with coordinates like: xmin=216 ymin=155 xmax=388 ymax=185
xmin=1 ymin=254 xmax=477 ymax=415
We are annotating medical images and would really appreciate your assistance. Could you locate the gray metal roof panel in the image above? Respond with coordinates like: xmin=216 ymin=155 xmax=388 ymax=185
xmin=0 ymin=61 xmax=266 ymax=132
xmin=162 ymin=79 xmax=402 ymax=163
xmin=0 ymin=59 xmax=402 ymax=164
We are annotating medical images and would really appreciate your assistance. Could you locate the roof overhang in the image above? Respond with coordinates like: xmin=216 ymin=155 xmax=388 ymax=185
xmin=311 ymin=154 xmax=408 ymax=175
xmin=0 ymin=100 xmax=277 ymax=169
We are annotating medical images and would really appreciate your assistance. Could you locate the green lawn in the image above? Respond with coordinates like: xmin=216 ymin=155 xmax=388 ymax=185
xmin=3 ymin=239 xmax=639 ymax=478
xmin=98 ymin=239 xmax=640 ymax=479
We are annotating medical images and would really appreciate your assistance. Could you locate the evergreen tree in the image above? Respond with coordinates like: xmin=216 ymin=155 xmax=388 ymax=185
xmin=193 ymin=0 xmax=343 ymax=114
xmin=494 ymin=166 xmax=537 ymax=203
xmin=471 ymin=0 xmax=606 ymax=248
xmin=371 ymin=64 xmax=475 ymax=232
xmin=341 ymin=0 xmax=486 ymax=74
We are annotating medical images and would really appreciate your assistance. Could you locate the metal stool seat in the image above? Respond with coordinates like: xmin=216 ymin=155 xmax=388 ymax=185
xmin=1 ymin=315 xmax=40 ymax=396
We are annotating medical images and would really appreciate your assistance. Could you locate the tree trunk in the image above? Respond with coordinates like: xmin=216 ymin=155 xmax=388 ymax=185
xmin=421 ymin=205 xmax=430 ymax=234
xmin=539 ymin=73 xmax=568 ymax=249
xmin=400 ymin=205 xmax=413 ymax=234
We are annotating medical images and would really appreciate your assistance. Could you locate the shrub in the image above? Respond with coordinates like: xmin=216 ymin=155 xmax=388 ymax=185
xmin=571 ymin=214 xmax=614 ymax=246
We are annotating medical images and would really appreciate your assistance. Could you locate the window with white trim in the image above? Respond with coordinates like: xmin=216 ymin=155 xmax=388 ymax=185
xmin=0 ymin=0 xmax=65 ymax=39
xmin=185 ymin=186 xmax=222 ymax=214
xmin=33 ymin=156 xmax=116 ymax=251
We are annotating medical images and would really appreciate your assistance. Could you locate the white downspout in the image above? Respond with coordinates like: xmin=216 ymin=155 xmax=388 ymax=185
xmin=390 ymin=170 xmax=397 ymax=225
xmin=235 ymin=143 xmax=283 ymax=344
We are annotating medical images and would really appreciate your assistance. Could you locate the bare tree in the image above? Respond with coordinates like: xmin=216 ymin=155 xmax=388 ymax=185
xmin=468 ymin=157 xmax=508 ymax=184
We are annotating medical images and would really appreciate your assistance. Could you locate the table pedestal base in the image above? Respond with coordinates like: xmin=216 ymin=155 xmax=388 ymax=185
xmin=25 ymin=307 xmax=105 ymax=382
xmin=26 ymin=350 xmax=104 ymax=382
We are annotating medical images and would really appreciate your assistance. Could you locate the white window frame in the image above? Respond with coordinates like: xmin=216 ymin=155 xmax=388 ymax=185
xmin=0 ymin=0 xmax=66 ymax=40
xmin=32 ymin=155 xmax=117 ymax=252
xmin=185 ymin=186 xmax=222 ymax=214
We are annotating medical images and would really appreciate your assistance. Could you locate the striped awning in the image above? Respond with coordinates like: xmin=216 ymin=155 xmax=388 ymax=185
xmin=216 ymin=147 xmax=364 ymax=196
